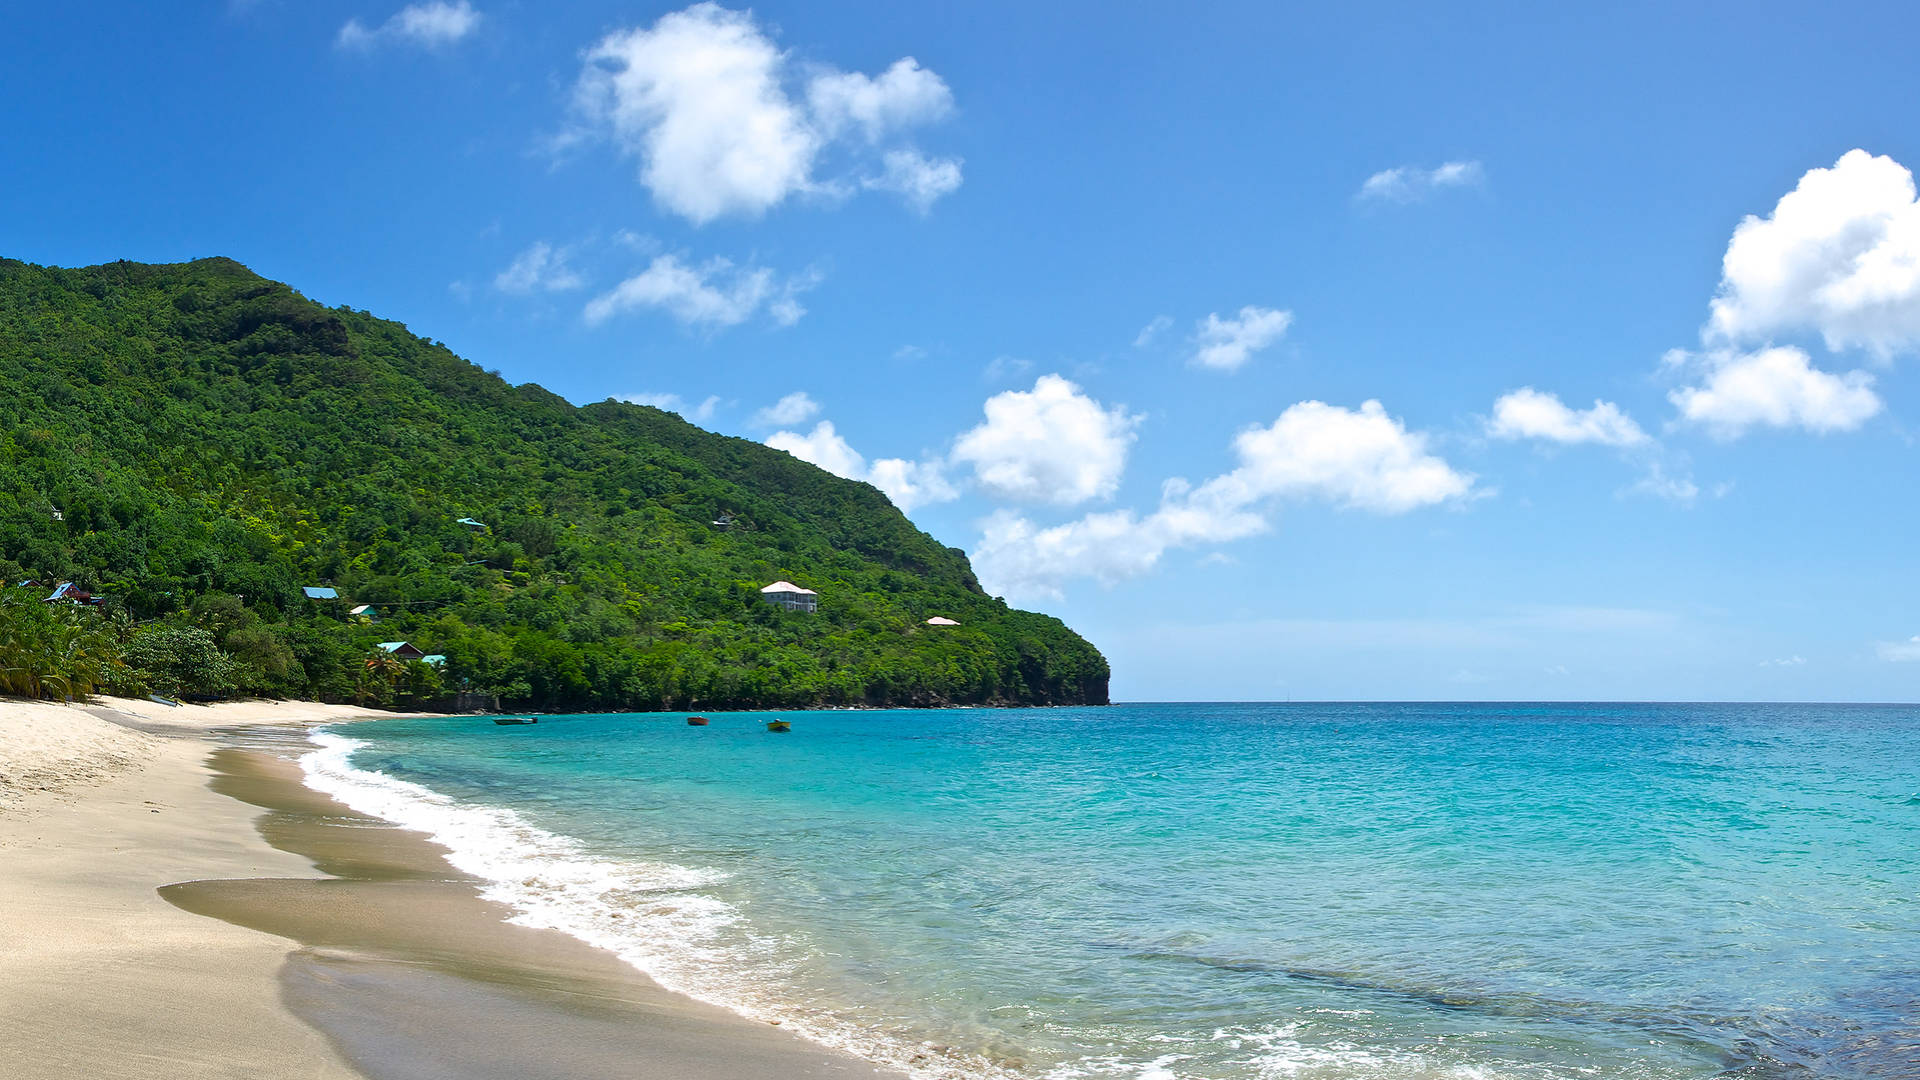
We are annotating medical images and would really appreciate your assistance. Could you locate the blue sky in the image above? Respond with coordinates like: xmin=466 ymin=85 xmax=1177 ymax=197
xmin=7 ymin=1 xmax=1920 ymax=701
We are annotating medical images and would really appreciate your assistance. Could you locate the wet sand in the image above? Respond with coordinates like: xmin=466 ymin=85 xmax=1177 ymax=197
xmin=0 ymin=699 xmax=903 ymax=1080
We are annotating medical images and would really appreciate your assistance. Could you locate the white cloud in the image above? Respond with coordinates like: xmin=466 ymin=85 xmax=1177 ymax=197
xmin=765 ymin=421 xmax=955 ymax=512
xmin=1667 ymin=346 xmax=1881 ymax=438
xmin=1707 ymin=149 xmax=1920 ymax=358
xmin=950 ymin=375 xmax=1141 ymax=506
xmin=1199 ymin=399 xmax=1476 ymax=513
xmin=622 ymin=392 xmax=721 ymax=422
xmin=570 ymin=4 xmax=959 ymax=224
xmin=971 ymin=500 xmax=1265 ymax=600
xmin=1877 ymin=636 xmax=1920 ymax=662
xmin=338 ymin=1 xmax=480 ymax=49
xmin=1487 ymin=388 xmax=1648 ymax=447
xmin=1134 ymin=315 xmax=1173 ymax=348
xmin=1357 ymin=160 xmax=1484 ymax=203
xmin=973 ymin=399 xmax=1473 ymax=599
xmin=863 ymin=148 xmax=963 ymax=213
xmin=583 ymin=254 xmax=816 ymax=328
xmin=806 ymin=58 xmax=953 ymax=141
xmin=1759 ymin=655 xmax=1806 ymax=668
xmin=494 ymin=242 xmax=584 ymax=294
xmin=752 ymin=391 xmax=820 ymax=427
xmin=865 ymin=457 xmax=959 ymax=512
xmin=1192 ymin=306 xmax=1292 ymax=371
xmin=766 ymin=421 xmax=866 ymax=479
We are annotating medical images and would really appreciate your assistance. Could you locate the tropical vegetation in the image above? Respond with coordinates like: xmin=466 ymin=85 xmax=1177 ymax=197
xmin=0 ymin=256 xmax=1109 ymax=710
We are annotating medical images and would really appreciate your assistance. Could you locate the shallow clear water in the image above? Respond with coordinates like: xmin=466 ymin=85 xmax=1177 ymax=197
xmin=306 ymin=703 xmax=1920 ymax=1079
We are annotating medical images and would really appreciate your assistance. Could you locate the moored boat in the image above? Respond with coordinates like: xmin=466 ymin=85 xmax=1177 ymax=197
xmin=492 ymin=717 xmax=538 ymax=725
xmin=687 ymin=716 xmax=710 ymax=726
xmin=766 ymin=719 xmax=791 ymax=733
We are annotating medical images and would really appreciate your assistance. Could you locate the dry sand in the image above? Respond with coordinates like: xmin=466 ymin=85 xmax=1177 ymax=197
xmin=0 ymin=698 xmax=908 ymax=1080
xmin=0 ymin=698 xmax=365 ymax=1078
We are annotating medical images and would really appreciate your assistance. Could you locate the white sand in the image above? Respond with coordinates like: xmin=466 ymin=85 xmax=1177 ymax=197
xmin=0 ymin=697 xmax=368 ymax=1079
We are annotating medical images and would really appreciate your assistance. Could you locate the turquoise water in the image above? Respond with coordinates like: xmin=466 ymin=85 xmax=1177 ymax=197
xmin=306 ymin=704 xmax=1920 ymax=1079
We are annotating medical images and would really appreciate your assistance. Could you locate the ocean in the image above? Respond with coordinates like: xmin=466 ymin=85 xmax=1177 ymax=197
xmin=300 ymin=703 xmax=1920 ymax=1079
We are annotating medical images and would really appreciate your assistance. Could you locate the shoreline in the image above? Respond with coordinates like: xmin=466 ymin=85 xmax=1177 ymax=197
xmin=0 ymin=697 xmax=905 ymax=1080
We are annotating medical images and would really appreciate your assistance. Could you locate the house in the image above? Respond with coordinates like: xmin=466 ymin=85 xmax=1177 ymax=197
xmin=376 ymin=641 xmax=427 ymax=661
xmin=456 ymin=517 xmax=489 ymax=532
xmin=419 ymin=654 xmax=447 ymax=668
xmin=302 ymin=586 xmax=340 ymax=601
xmin=44 ymin=582 xmax=105 ymax=607
xmin=925 ymin=616 xmax=960 ymax=626
xmin=759 ymin=580 xmax=818 ymax=613
xmin=49 ymin=507 xmax=63 ymax=522
xmin=712 ymin=512 xmax=734 ymax=528
xmin=348 ymin=604 xmax=380 ymax=621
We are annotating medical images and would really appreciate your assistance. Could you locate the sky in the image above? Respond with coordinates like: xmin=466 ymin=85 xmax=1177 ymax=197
xmin=6 ymin=1 xmax=1920 ymax=701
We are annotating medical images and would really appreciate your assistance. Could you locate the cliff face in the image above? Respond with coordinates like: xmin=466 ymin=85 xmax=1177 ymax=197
xmin=0 ymin=257 xmax=1109 ymax=710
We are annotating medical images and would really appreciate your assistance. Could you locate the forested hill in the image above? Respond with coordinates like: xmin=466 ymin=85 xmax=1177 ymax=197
xmin=0 ymin=256 xmax=1109 ymax=710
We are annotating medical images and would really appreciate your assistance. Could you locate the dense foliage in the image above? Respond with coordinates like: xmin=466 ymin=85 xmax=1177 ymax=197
xmin=0 ymin=257 xmax=1109 ymax=710
xmin=0 ymin=590 xmax=122 ymax=699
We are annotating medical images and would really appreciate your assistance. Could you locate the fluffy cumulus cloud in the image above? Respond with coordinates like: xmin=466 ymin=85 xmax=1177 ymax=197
xmin=806 ymin=58 xmax=953 ymax=141
xmin=338 ymin=1 xmax=480 ymax=49
xmin=765 ymin=421 xmax=955 ymax=512
xmin=864 ymin=457 xmax=959 ymax=513
xmin=583 ymin=254 xmax=817 ymax=328
xmin=1487 ymin=388 xmax=1648 ymax=447
xmin=1203 ymin=399 xmax=1475 ymax=513
xmin=973 ymin=399 xmax=1474 ymax=599
xmin=1707 ymin=149 xmax=1920 ymax=358
xmin=970 ymin=500 xmax=1264 ymax=600
xmin=621 ymin=392 xmax=720 ymax=422
xmin=494 ymin=242 xmax=584 ymax=294
xmin=1357 ymin=160 xmax=1484 ymax=204
xmin=766 ymin=421 xmax=867 ymax=480
xmin=751 ymin=391 xmax=820 ymax=428
xmin=1667 ymin=346 xmax=1881 ymax=438
xmin=1191 ymin=306 xmax=1293 ymax=372
xmin=950 ymin=375 xmax=1141 ymax=506
xmin=571 ymin=4 xmax=960 ymax=223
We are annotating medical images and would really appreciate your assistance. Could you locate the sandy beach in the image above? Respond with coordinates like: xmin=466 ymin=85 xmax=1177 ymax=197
xmin=0 ymin=697 xmax=904 ymax=1080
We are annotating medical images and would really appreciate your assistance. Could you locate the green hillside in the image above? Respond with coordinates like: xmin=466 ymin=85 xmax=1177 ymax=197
xmin=0 ymin=256 xmax=1108 ymax=710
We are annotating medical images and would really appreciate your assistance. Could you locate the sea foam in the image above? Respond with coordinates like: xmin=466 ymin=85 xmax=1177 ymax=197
xmin=300 ymin=728 xmax=1022 ymax=1080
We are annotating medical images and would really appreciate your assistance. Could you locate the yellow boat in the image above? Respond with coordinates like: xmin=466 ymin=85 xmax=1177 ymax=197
xmin=766 ymin=719 xmax=791 ymax=733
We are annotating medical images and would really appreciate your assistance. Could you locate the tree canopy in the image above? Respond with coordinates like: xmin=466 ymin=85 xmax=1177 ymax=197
xmin=0 ymin=256 xmax=1109 ymax=710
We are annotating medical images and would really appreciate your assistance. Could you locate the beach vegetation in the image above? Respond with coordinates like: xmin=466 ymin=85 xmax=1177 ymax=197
xmin=0 ymin=590 xmax=121 ymax=699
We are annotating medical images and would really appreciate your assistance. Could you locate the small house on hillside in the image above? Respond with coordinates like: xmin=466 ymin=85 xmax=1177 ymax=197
xmin=377 ymin=641 xmax=427 ymax=661
xmin=419 ymin=653 xmax=447 ymax=668
xmin=925 ymin=616 xmax=960 ymax=626
xmin=348 ymin=604 xmax=380 ymax=622
xmin=456 ymin=517 xmax=489 ymax=532
xmin=303 ymin=586 xmax=339 ymax=601
xmin=45 ymin=583 xmax=105 ymax=607
xmin=760 ymin=581 xmax=818 ymax=613
xmin=712 ymin=512 xmax=735 ymax=528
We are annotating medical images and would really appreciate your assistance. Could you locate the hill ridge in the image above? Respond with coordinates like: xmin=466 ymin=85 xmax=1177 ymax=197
xmin=0 ymin=256 xmax=1109 ymax=710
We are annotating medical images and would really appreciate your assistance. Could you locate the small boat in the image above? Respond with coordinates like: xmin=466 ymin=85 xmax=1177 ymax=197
xmin=492 ymin=717 xmax=538 ymax=726
xmin=766 ymin=719 xmax=791 ymax=733
xmin=686 ymin=716 xmax=710 ymax=726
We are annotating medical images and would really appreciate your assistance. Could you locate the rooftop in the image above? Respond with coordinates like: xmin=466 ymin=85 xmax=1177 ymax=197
xmin=760 ymin=580 xmax=818 ymax=595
